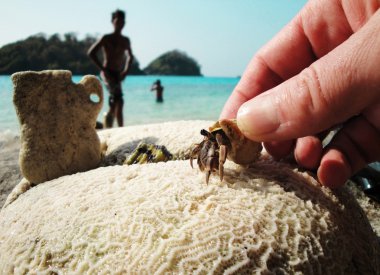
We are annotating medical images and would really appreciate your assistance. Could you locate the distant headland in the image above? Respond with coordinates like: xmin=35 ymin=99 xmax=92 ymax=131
xmin=0 ymin=33 xmax=202 ymax=76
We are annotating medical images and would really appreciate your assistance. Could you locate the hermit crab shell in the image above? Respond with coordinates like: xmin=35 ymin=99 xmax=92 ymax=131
xmin=209 ymin=119 xmax=262 ymax=165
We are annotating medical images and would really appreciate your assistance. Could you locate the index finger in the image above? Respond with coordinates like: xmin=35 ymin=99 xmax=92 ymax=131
xmin=220 ymin=0 xmax=354 ymax=119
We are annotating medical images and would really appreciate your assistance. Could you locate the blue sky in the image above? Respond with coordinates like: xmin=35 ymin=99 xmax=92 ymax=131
xmin=0 ymin=0 xmax=307 ymax=76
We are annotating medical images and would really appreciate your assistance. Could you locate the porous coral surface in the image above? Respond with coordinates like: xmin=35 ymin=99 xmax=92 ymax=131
xmin=98 ymin=120 xmax=213 ymax=165
xmin=0 ymin=159 xmax=379 ymax=274
xmin=12 ymin=70 xmax=103 ymax=184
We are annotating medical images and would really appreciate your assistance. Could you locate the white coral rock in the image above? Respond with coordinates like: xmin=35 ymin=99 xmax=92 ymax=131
xmin=0 ymin=121 xmax=379 ymax=274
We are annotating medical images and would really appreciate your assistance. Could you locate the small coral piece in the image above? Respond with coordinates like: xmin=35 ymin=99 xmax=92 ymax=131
xmin=12 ymin=70 xmax=103 ymax=183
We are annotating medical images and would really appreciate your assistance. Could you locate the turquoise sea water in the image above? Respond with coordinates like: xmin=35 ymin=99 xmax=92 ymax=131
xmin=0 ymin=75 xmax=238 ymax=135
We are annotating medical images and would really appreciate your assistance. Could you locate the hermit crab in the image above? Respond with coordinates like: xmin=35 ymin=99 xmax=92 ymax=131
xmin=190 ymin=119 xmax=262 ymax=183
xmin=125 ymin=143 xmax=172 ymax=165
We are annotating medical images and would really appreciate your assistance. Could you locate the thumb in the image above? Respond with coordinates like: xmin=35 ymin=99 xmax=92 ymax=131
xmin=237 ymin=15 xmax=380 ymax=142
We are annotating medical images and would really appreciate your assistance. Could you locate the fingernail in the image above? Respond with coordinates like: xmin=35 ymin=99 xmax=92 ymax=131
xmin=237 ymin=95 xmax=279 ymax=139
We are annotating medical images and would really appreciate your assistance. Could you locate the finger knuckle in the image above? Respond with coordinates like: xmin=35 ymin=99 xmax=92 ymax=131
xmin=296 ymin=66 xmax=340 ymax=122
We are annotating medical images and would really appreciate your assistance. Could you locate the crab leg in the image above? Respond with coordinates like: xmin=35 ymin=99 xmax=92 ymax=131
xmin=190 ymin=153 xmax=194 ymax=168
xmin=198 ymin=156 xmax=204 ymax=171
xmin=189 ymin=143 xmax=201 ymax=168
xmin=203 ymin=143 xmax=217 ymax=184
xmin=218 ymin=145 xmax=227 ymax=181
xmin=216 ymin=133 xmax=227 ymax=181
xmin=205 ymin=170 xmax=211 ymax=184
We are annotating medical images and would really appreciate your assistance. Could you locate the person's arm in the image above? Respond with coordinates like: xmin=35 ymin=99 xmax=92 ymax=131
xmin=151 ymin=82 xmax=160 ymax=92
xmin=87 ymin=37 xmax=105 ymax=71
xmin=220 ymin=0 xmax=380 ymax=188
xmin=121 ymin=38 xmax=134 ymax=80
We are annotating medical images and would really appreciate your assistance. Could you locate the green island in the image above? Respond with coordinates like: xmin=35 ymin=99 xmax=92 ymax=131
xmin=0 ymin=33 xmax=202 ymax=76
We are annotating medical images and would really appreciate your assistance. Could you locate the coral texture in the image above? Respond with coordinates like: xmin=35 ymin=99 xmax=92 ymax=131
xmin=98 ymin=120 xmax=214 ymax=165
xmin=0 ymin=121 xmax=379 ymax=274
xmin=12 ymin=70 xmax=103 ymax=183
xmin=0 ymin=166 xmax=379 ymax=273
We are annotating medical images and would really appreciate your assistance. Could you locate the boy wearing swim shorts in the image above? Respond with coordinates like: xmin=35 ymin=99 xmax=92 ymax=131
xmin=88 ymin=9 xmax=133 ymax=127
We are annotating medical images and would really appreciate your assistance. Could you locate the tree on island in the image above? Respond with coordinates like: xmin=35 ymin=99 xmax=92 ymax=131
xmin=143 ymin=50 xmax=202 ymax=76
xmin=0 ymin=33 xmax=144 ymax=75
xmin=0 ymin=35 xmax=202 ymax=76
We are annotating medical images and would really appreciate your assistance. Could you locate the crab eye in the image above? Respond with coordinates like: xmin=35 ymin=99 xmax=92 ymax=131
xmin=200 ymin=129 xmax=208 ymax=136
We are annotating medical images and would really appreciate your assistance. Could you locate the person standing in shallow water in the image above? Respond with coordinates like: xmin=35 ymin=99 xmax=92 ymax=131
xmin=150 ymin=80 xmax=164 ymax=103
xmin=88 ymin=9 xmax=133 ymax=128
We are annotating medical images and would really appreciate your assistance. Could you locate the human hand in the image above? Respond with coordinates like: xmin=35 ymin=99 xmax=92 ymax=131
xmin=220 ymin=0 xmax=380 ymax=188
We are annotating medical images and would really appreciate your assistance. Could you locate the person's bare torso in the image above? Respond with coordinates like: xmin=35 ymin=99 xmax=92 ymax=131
xmin=102 ymin=33 xmax=130 ymax=72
